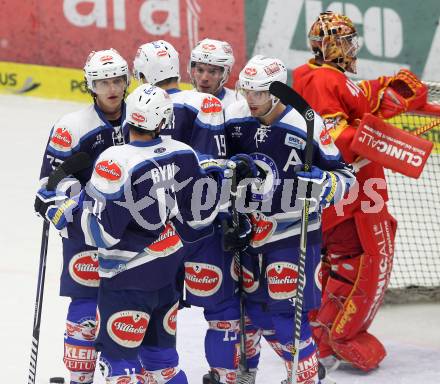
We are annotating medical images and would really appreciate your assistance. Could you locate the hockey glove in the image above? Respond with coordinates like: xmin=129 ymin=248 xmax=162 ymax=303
xmin=35 ymin=188 xmax=83 ymax=230
xmin=222 ymin=213 xmax=252 ymax=252
xmin=199 ymin=158 xmax=227 ymax=179
xmin=228 ymin=153 xmax=258 ymax=183
xmin=295 ymin=165 xmax=338 ymax=208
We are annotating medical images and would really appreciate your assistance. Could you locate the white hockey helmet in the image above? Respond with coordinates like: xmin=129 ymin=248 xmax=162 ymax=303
xmin=189 ymin=38 xmax=235 ymax=86
xmin=125 ymin=84 xmax=173 ymax=132
xmin=238 ymin=55 xmax=287 ymax=91
xmin=133 ymin=40 xmax=180 ymax=85
xmin=84 ymin=48 xmax=130 ymax=93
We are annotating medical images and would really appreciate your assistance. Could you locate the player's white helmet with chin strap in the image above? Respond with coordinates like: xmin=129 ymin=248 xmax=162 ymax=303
xmin=189 ymin=38 xmax=235 ymax=87
xmin=84 ymin=48 xmax=130 ymax=93
xmin=238 ymin=55 xmax=287 ymax=91
xmin=133 ymin=40 xmax=180 ymax=85
xmin=125 ymin=84 xmax=173 ymax=132
xmin=238 ymin=55 xmax=287 ymax=114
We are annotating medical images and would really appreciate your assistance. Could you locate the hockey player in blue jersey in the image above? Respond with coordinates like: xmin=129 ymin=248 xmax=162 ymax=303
xmin=224 ymin=55 xmax=356 ymax=384
xmin=133 ymin=40 xmax=258 ymax=384
xmin=133 ymin=40 xmax=226 ymax=160
xmin=189 ymin=38 xmax=244 ymax=108
xmin=37 ymin=48 xmax=130 ymax=384
xmin=35 ymin=83 xmax=239 ymax=383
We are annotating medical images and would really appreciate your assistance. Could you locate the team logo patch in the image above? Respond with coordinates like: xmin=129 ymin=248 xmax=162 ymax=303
xmin=202 ymin=43 xmax=216 ymax=51
xmin=266 ymin=262 xmax=299 ymax=300
xmin=184 ymin=262 xmax=223 ymax=297
xmin=100 ymin=55 xmax=113 ymax=62
xmin=250 ymin=213 xmax=276 ymax=247
xmin=51 ymin=127 xmax=72 ymax=150
xmin=65 ymin=318 xmax=96 ymax=341
xmin=250 ymin=153 xmax=279 ymax=202
xmin=154 ymin=147 xmax=166 ymax=154
xmin=95 ymin=159 xmax=122 ymax=182
xmin=263 ymin=62 xmax=281 ymax=76
xmin=114 ymin=375 xmax=145 ymax=384
xmin=163 ymin=301 xmax=178 ymax=335
xmin=319 ymin=126 xmax=332 ymax=146
xmin=107 ymin=311 xmax=149 ymax=348
xmin=161 ymin=367 xmax=178 ymax=381
xmin=131 ymin=112 xmax=145 ymax=123
xmin=230 ymin=261 xmax=259 ymax=293
xmin=244 ymin=67 xmax=257 ymax=77
xmin=68 ymin=251 xmax=100 ymax=287
xmin=315 ymin=263 xmax=322 ymax=292
xmin=201 ymin=96 xmax=222 ymax=114
xmin=285 ymin=133 xmax=306 ymax=149
xmin=146 ymin=223 xmax=183 ymax=256
xmin=222 ymin=44 xmax=233 ymax=54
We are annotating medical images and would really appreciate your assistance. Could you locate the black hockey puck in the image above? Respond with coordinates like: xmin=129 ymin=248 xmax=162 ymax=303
xmin=49 ymin=378 xmax=65 ymax=383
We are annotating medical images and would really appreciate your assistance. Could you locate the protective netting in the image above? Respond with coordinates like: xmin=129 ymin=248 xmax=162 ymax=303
xmin=384 ymin=82 xmax=440 ymax=302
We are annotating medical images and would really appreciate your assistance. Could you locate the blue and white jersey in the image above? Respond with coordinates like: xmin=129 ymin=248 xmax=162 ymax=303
xmin=216 ymin=86 xmax=244 ymax=109
xmin=65 ymin=136 xmax=218 ymax=281
xmin=38 ymin=102 xmax=126 ymax=297
xmin=160 ymin=89 xmax=226 ymax=160
xmin=225 ymin=100 xmax=355 ymax=252
xmin=39 ymin=103 xmax=126 ymax=184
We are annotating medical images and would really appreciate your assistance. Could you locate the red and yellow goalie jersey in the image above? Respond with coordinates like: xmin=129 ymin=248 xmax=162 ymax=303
xmin=292 ymin=60 xmax=388 ymax=232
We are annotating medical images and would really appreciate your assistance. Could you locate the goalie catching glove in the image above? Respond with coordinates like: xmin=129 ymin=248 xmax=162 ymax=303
xmin=360 ymin=69 xmax=428 ymax=119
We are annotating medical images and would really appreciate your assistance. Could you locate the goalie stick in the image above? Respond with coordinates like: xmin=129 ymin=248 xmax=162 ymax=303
xmin=269 ymin=81 xmax=315 ymax=384
xmin=28 ymin=152 xmax=91 ymax=384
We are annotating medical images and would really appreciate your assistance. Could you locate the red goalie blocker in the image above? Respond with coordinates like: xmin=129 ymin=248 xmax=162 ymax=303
xmin=350 ymin=114 xmax=433 ymax=178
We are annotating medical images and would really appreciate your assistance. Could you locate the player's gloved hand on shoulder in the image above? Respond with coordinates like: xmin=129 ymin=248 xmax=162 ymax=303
xmin=295 ymin=165 xmax=337 ymax=208
xmin=222 ymin=213 xmax=252 ymax=252
xmin=227 ymin=154 xmax=257 ymax=183
xmin=34 ymin=188 xmax=83 ymax=230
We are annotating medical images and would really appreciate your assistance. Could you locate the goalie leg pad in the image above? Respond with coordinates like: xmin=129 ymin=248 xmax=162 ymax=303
xmin=64 ymin=298 xmax=97 ymax=384
xmin=331 ymin=331 xmax=386 ymax=371
xmin=315 ymin=209 xmax=396 ymax=369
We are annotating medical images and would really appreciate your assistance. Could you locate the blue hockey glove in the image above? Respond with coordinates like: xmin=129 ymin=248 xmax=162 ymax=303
xmin=227 ymin=153 xmax=258 ymax=183
xmin=222 ymin=213 xmax=252 ymax=252
xmin=35 ymin=188 xmax=83 ymax=230
xmin=199 ymin=158 xmax=226 ymax=179
xmin=295 ymin=165 xmax=338 ymax=207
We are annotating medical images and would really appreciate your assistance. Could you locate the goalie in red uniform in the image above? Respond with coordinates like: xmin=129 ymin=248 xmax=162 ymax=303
xmin=292 ymin=11 xmax=428 ymax=373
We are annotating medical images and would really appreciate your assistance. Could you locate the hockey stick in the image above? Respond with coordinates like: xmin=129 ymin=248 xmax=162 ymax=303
xmin=224 ymin=161 xmax=249 ymax=376
xmin=28 ymin=152 xmax=91 ymax=384
xmin=269 ymin=81 xmax=315 ymax=384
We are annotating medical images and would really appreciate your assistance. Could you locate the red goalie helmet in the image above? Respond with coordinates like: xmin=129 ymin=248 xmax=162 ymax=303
xmin=308 ymin=11 xmax=360 ymax=74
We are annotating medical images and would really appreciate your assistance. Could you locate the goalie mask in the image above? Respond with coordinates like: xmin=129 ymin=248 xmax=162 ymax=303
xmin=84 ymin=48 xmax=130 ymax=94
xmin=308 ymin=11 xmax=360 ymax=74
xmin=125 ymin=84 xmax=173 ymax=132
xmin=237 ymin=55 xmax=287 ymax=117
xmin=133 ymin=40 xmax=180 ymax=85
